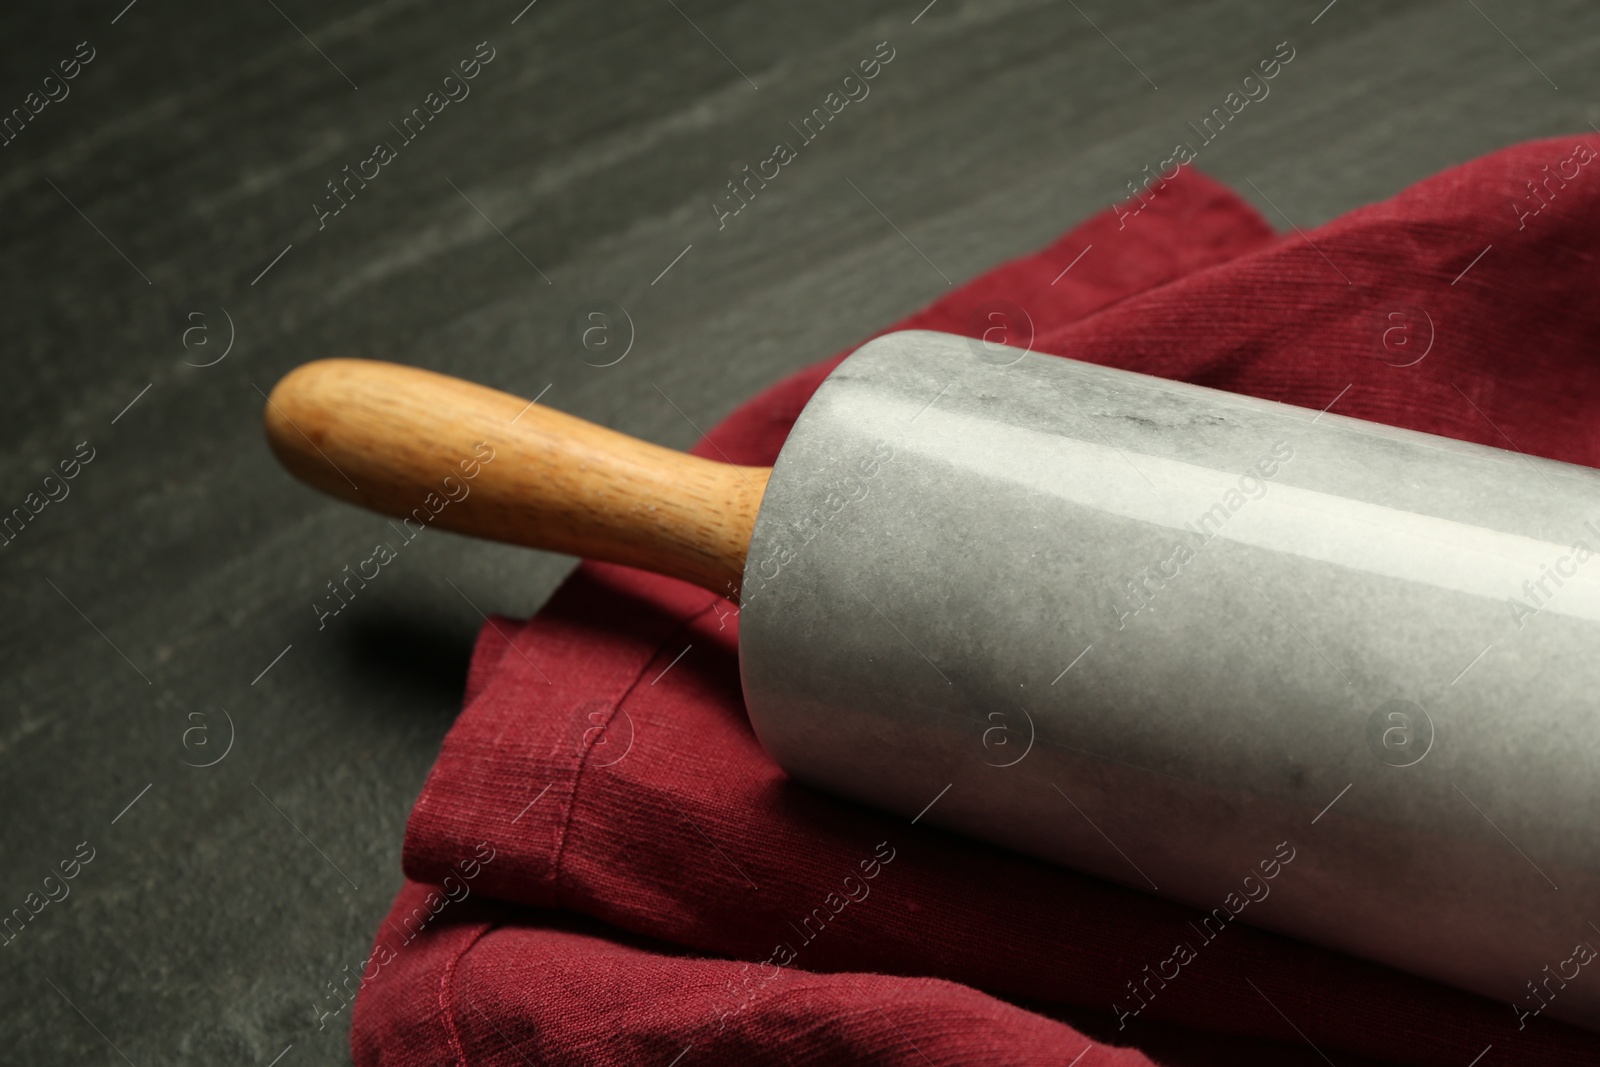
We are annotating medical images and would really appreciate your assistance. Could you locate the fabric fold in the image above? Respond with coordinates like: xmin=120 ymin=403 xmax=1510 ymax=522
xmin=354 ymin=881 xmax=1404 ymax=1066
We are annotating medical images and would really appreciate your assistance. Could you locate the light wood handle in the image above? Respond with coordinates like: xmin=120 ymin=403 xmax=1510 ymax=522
xmin=264 ymin=359 xmax=770 ymax=598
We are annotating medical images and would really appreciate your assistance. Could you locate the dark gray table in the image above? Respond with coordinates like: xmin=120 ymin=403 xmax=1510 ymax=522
xmin=2 ymin=1 xmax=1593 ymax=1063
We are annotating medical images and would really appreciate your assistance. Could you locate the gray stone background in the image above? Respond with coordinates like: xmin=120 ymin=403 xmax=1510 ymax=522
xmin=0 ymin=0 xmax=1593 ymax=1063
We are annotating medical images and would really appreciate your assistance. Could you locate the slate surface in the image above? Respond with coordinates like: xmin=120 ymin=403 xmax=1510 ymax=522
xmin=0 ymin=1 xmax=1592 ymax=1063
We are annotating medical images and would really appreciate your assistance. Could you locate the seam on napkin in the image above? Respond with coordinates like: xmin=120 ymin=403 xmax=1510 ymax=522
xmin=548 ymin=595 xmax=723 ymax=907
xmin=437 ymin=920 xmax=496 ymax=1067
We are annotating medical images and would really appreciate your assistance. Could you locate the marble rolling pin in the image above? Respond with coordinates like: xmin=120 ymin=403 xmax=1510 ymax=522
xmin=266 ymin=330 xmax=1600 ymax=1030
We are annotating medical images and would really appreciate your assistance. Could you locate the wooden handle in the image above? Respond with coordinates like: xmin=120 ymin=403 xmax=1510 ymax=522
xmin=263 ymin=359 xmax=770 ymax=598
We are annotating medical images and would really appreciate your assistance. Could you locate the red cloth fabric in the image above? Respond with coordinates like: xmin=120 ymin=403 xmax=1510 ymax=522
xmin=353 ymin=137 xmax=1600 ymax=1066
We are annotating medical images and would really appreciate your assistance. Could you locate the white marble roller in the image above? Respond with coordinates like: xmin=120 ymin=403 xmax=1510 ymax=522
xmin=740 ymin=330 xmax=1600 ymax=1031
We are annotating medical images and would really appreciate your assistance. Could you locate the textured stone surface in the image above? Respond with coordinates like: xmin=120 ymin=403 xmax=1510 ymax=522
xmin=0 ymin=0 xmax=1593 ymax=1062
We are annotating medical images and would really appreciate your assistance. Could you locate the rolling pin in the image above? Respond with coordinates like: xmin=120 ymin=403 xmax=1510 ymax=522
xmin=266 ymin=330 xmax=1600 ymax=1031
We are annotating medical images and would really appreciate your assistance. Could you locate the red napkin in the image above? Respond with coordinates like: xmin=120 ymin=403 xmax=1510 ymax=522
xmin=353 ymin=137 xmax=1600 ymax=1066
